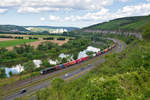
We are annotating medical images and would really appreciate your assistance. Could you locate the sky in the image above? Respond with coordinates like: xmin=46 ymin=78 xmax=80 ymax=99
xmin=0 ymin=0 xmax=150 ymax=28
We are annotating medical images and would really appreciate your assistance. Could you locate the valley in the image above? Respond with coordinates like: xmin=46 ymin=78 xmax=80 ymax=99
xmin=0 ymin=12 xmax=150 ymax=100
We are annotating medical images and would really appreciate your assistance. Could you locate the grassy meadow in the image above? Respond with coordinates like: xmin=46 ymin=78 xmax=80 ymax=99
xmin=0 ymin=39 xmax=37 ymax=48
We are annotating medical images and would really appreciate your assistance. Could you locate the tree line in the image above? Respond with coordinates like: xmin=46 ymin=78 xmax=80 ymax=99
xmin=0 ymin=38 xmax=91 ymax=78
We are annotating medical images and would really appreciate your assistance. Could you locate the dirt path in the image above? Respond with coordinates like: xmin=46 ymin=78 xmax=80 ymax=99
xmin=0 ymin=38 xmax=15 ymax=42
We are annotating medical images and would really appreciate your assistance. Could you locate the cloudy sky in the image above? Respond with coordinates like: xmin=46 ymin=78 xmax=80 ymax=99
xmin=0 ymin=0 xmax=150 ymax=28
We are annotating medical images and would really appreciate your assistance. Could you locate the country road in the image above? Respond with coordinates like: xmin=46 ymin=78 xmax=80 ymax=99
xmin=3 ymin=39 xmax=125 ymax=100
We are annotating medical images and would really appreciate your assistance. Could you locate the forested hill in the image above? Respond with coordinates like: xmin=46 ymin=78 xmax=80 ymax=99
xmin=0 ymin=25 xmax=79 ymax=33
xmin=0 ymin=25 xmax=29 ymax=33
xmin=84 ymin=15 xmax=150 ymax=32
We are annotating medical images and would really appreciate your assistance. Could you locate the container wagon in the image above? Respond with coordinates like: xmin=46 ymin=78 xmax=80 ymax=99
xmin=63 ymin=62 xmax=70 ymax=67
xmin=56 ymin=65 xmax=60 ymax=70
xmin=40 ymin=42 xmax=117 ymax=75
xmin=40 ymin=67 xmax=56 ymax=74
xmin=59 ymin=64 xmax=64 ymax=69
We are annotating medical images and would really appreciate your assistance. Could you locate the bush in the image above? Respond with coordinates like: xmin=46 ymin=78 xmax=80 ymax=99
xmin=23 ymin=61 xmax=35 ymax=72
xmin=0 ymin=35 xmax=13 ymax=38
xmin=51 ymin=78 xmax=65 ymax=100
xmin=29 ymin=37 xmax=38 ymax=40
xmin=0 ymin=69 xmax=6 ymax=78
xmin=57 ymin=37 xmax=66 ymax=40
xmin=42 ymin=60 xmax=54 ymax=68
xmin=142 ymin=22 xmax=150 ymax=40
xmin=14 ymin=37 xmax=24 ymax=39
xmin=43 ymin=37 xmax=54 ymax=40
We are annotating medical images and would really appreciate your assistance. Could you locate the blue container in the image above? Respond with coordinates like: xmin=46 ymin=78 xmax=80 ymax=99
xmin=59 ymin=64 xmax=64 ymax=69
xmin=101 ymin=50 xmax=104 ymax=54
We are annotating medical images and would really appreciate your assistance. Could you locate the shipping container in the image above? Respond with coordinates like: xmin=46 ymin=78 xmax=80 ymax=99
xmin=56 ymin=65 xmax=60 ymax=70
xmin=104 ymin=49 xmax=108 ymax=53
xmin=72 ymin=60 xmax=77 ymax=64
xmin=63 ymin=62 xmax=70 ymax=67
xmin=101 ymin=50 xmax=104 ymax=54
xmin=75 ymin=59 xmax=79 ymax=63
xmin=81 ymin=57 xmax=86 ymax=61
xmin=68 ymin=60 xmax=76 ymax=66
xmin=60 ymin=64 xmax=64 ymax=69
xmin=76 ymin=58 xmax=82 ymax=63
xmin=68 ymin=61 xmax=73 ymax=66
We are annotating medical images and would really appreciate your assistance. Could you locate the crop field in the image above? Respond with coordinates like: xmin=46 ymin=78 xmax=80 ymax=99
xmin=0 ymin=38 xmax=69 ymax=51
xmin=0 ymin=39 xmax=37 ymax=48
xmin=0 ymin=38 xmax=14 ymax=42
xmin=0 ymin=34 xmax=70 ymax=51
xmin=8 ymin=39 xmax=69 ymax=49
xmin=0 ymin=34 xmax=31 ymax=37
xmin=0 ymin=34 xmax=71 ymax=38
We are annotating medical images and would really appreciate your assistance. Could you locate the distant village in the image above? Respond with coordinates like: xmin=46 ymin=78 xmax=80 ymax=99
xmin=26 ymin=27 xmax=68 ymax=34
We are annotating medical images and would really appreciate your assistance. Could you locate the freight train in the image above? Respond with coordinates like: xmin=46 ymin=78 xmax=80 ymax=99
xmin=40 ymin=42 xmax=117 ymax=75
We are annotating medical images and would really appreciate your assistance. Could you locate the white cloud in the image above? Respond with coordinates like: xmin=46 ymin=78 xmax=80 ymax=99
xmin=49 ymin=15 xmax=61 ymax=21
xmin=62 ymin=3 xmax=150 ymax=22
xmin=18 ymin=7 xmax=59 ymax=13
xmin=0 ymin=0 xmax=148 ymax=15
xmin=40 ymin=17 xmax=45 ymax=21
xmin=0 ymin=0 xmax=21 ymax=7
xmin=0 ymin=9 xmax=8 ymax=13
xmin=115 ymin=3 xmax=150 ymax=17
xmin=119 ymin=0 xmax=130 ymax=2
xmin=0 ymin=0 xmax=115 ymax=13
xmin=64 ymin=8 xmax=109 ymax=22
xmin=0 ymin=0 xmax=150 ymax=27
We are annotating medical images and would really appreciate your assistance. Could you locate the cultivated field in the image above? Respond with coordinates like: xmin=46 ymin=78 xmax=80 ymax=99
xmin=6 ymin=39 xmax=69 ymax=50
xmin=26 ymin=39 xmax=68 ymax=48
xmin=0 ymin=34 xmax=70 ymax=38
xmin=0 ymin=38 xmax=14 ymax=42
xmin=0 ymin=34 xmax=31 ymax=37
xmin=0 ymin=34 xmax=70 ymax=50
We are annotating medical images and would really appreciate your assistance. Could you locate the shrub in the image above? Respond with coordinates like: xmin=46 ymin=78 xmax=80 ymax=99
xmin=142 ymin=22 xmax=150 ymax=40
xmin=57 ymin=37 xmax=66 ymax=41
xmin=0 ymin=69 xmax=6 ymax=78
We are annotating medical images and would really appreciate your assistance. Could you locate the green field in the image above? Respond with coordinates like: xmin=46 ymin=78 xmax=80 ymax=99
xmin=0 ymin=34 xmax=73 ymax=39
xmin=0 ymin=39 xmax=37 ymax=48
xmin=25 ymin=35 xmax=70 ymax=38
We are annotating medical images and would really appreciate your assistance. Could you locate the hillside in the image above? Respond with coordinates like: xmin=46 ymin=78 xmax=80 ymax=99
xmin=15 ymin=16 xmax=150 ymax=100
xmin=15 ymin=28 xmax=150 ymax=100
xmin=0 ymin=25 xmax=29 ymax=33
xmin=85 ymin=15 xmax=150 ymax=32
xmin=0 ymin=15 xmax=150 ymax=100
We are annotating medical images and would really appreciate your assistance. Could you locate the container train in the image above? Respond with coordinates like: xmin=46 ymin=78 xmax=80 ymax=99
xmin=40 ymin=42 xmax=117 ymax=75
